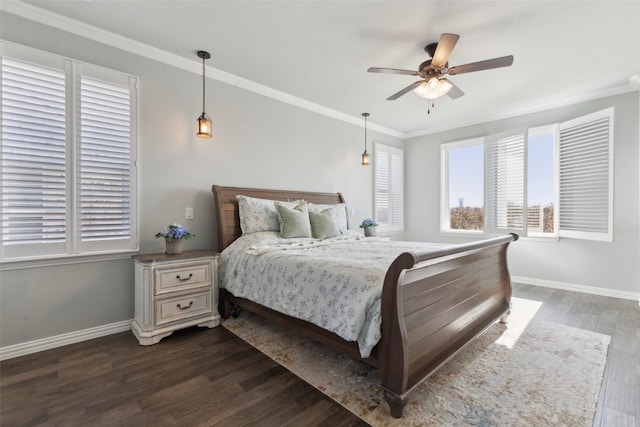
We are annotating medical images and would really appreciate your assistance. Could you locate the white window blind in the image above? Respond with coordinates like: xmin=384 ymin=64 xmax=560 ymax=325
xmin=558 ymin=108 xmax=613 ymax=242
xmin=1 ymin=58 xmax=67 ymax=248
xmin=1 ymin=42 xmax=138 ymax=261
xmin=374 ymin=143 xmax=404 ymax=232
xmin=484 ymin=130 xmax=526 ymax=234
xmin=79 ymin=76 xmax=132 ymax=242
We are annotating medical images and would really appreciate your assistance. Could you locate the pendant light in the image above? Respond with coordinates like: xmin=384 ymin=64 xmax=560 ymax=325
xmin=196 ymin=50 xmax=212 ymax=138
xmin=361 ymin=112 xmax=370 ymax=166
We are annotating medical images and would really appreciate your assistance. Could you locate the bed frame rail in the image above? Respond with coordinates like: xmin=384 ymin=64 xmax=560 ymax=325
xmin=378 ymin=233 xmax=517 ymax=417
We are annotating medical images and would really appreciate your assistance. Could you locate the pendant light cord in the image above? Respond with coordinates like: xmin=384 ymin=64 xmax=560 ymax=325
xmin=364 ymin=114 xmax=368 ymax=152
xmin=362 ymin=112 xmax=369 ymax=152
xmin=202 ymin=57 xmax=206 ymax=113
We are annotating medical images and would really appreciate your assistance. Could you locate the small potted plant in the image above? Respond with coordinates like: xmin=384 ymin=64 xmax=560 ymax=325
xmin=359 ymin=218 xmax=378 ymax=237
xmin=155 ymin=223 xmax=195 ymax=255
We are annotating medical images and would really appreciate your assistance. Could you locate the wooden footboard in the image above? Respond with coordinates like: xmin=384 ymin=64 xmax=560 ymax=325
xmin=378 ymin=233 xmax=518 ymax=417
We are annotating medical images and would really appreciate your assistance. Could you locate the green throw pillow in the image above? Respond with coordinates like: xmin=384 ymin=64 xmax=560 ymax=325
xmin=309 ymin=210 xmax=341 ymax=239
xmin=275 ymin=202 xmax=312 ymax=238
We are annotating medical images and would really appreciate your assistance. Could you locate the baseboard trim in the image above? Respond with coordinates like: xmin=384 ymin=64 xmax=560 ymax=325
xmin=512 ymin=276 xmax=640 ymax=304
xmin=0 ymin=319 xmax=133 ymax=361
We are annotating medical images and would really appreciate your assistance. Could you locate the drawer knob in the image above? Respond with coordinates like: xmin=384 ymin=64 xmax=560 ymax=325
xmin=177 ymin=301 xmax=194 ymax=310
xmin=176 ymin=273 xmax=193 ymax=282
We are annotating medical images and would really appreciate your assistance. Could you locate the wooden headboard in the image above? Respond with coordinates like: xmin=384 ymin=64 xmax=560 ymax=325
xmin=212 ymin=185 xmax=346 ymax=251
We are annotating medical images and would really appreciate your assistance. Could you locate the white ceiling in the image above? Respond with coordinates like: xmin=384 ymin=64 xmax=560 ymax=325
xmin=11 ymin=0 xmax=640 ymax=138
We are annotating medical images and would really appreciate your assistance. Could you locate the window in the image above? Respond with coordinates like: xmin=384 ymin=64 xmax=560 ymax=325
xmin=1 ymin=42 xmax=138 ymax=261
xmin=441 ymin=138 xmax=484 ymax=232
xmin=527 ymin=125 xmax=557 ymax=237
xmin=441 ymin=108 xmax=612 ymax=241
xmin=374 ymin=143 xmax=403 ymax=233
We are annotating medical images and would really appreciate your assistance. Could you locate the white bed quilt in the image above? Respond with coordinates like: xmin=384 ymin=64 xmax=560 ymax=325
xmin=219 ymin=231 xmax=446 ymax=358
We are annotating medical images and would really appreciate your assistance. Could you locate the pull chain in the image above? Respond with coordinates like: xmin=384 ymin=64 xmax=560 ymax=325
xmin=428 ymin=100 xmax=435 ymax=115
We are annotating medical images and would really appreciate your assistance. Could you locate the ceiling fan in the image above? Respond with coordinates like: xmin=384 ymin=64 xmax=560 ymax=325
xmin=368 ymin=33 xmax=514 ymax=105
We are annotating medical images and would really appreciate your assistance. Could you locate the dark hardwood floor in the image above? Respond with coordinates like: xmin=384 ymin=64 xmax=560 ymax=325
xmin=1 ymin=283 xmax=638 ymax=426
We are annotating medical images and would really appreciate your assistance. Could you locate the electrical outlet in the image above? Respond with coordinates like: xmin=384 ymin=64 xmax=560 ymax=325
xmin=185 ymin=207 xmax=194 ymax=220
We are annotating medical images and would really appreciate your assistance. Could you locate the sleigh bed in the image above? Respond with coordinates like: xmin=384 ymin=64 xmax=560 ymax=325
xmin=213 ymin=185 xmax=517 ymax=418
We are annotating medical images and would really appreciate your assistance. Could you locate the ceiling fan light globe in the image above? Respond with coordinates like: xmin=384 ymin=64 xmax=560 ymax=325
xmin=414 ymin=78 xmax=452 ymax=100
xmin=439 ymin=78 xmax=453 ymax=93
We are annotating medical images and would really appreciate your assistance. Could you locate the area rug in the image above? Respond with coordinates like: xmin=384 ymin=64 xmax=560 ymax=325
xmin=222 ymin=297 xmax=610 ymax=426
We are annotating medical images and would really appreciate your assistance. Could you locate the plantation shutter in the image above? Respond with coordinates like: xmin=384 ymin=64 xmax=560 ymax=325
xmin=484 ymin=130 xmax=526 ymax=235
xmin=79 ymin=76 xmax=132 ymax=242
xmin=1 ymin=57 xmax=68 ymax=257
xmin=1 ymin=42 xmax=138 ymax=260
xmin=374 ymin=143 xmax=404 ymax=232
xmin=558 ymin=108 xmax=613 ymax=242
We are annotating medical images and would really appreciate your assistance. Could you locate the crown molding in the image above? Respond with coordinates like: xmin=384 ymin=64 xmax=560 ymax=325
xmin=1 ymin=0 xmax=404 ymax=139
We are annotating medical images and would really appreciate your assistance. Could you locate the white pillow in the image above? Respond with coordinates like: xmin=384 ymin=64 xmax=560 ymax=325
xmin=236 ymin=195 xmax=300 ymax=234
xmin=307 ymin=203 xmax=348 ymax=231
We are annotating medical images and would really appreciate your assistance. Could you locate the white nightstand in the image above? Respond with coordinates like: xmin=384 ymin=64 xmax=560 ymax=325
xmin=132 ymin=250 xmax=220 ymax=345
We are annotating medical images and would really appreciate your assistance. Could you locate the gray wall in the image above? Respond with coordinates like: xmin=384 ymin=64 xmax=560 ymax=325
xmin=0 ymin=13 xmax=402 ymax=347
xmin=404 ymin=91 xmax=640 ymax=297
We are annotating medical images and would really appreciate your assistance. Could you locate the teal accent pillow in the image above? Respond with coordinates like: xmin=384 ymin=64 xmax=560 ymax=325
xmin=309 ymin=210 xmax=341 ymax=239
xmin=275 ymin=202 xmax=312 ymax=238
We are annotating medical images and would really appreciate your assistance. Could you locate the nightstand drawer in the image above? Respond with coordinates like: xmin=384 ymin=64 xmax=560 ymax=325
xmin=155 ymin=290 xmax=212 ymax=326
xmin=155 ymin=263 xmax=209 ymax=294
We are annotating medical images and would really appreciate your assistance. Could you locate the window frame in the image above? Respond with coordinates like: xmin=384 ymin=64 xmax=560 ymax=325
xmin=440 ymin=109 xmax=613 ymax=242
xmin=440 ymin=137 xmax=484 ymax=235
xmin=1 ymin=42 xmax=138 ymax=262
xmin=527 ymin=124 xmax=559 ymax=238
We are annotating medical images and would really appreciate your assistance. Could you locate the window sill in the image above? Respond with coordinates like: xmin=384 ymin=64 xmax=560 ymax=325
xmin=376 ymin=228 xmax=404 ymax=238
xmin=520 ymin=235 xmax=559 ymax=243
xmin=440 ymin=230 xmax=559 ymax=242
xmin=0 ymin=250 xmax=139 ymax=271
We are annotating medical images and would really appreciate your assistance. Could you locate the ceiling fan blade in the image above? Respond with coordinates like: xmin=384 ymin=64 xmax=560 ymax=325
xmin=431 ymin=33 xmax=460 ymax=68
xmin=445 ymin=80 xmax=465 ymax=99
xmin=368 ymin=67 xmax=418 ymax=76
xmin=448 ymin=55 xmax=514 ymax=75
xmin=387 ymin=80 xmax=423 ymax=100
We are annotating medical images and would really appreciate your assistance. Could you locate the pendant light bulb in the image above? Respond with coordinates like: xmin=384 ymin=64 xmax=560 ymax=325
xmin=196 ymin=50 xmax=212 ymax=139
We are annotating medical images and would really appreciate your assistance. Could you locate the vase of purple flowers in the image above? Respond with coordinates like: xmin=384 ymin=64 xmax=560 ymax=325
xmin=359 ymin=218 xmax=378 ymax=237
xmin=155 ymin=223 xmax=195 ymax=255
